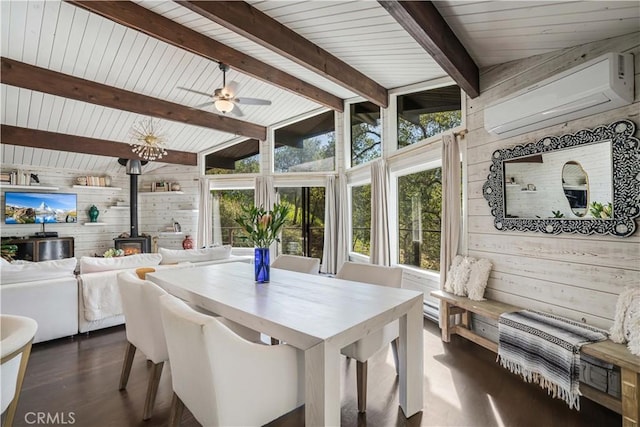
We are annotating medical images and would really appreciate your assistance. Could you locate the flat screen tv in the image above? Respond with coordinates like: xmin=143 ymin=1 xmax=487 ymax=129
xmin=5 ymin=192 xmax=77 ymax=224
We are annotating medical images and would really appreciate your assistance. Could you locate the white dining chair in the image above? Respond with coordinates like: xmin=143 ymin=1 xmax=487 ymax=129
xmin=117 ymin=271 xmax=262 ymax=420
xmin=336 ymin=261 xmax=404 ymax=412
xmin=159 ymin=293 xmax=305 ymax=427
xmin=271 ymin=254 xmax=320 ymax=275
xmin=117 ymin=271 xmax=170 ymax=421
xmin=1 ymin=314 xmax=38 ymax=427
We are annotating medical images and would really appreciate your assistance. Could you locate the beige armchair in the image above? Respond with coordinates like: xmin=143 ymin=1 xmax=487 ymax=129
xmin=159 ymin=293 xmax=305 ymax=427
xmin=336 ymin=261 xmax=404 ymax=412
xmin=1 ymin=314 xmax=38 ymax=427
xmin=271 ymin=254 xmax=320 ymax=275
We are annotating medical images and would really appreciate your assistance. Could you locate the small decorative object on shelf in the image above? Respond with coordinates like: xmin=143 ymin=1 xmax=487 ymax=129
xmin=171 ymin=183 xmax=181 ymax=192
xmin=182 ymin=235 xmax=194 ymax=249
xmin=234 ymin=203 xmax=289 ymax=283
xmin=88 ymin=205 xmax=99 ymax=222
xmin=103 ymin=248 xmax=124 ymax=258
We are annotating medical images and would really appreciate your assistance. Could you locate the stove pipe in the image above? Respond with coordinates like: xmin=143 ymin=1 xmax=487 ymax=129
xmin=126 ymin=159 xmax=142 ymax=238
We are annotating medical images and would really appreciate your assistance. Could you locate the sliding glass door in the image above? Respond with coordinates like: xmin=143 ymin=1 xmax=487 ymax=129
xmin=277 ymin=187 xmax=325 ymax=260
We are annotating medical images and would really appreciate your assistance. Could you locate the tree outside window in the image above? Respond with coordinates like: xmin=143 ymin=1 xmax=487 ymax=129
xmin=212 ymin=189 xmax=255 ymax=246
xmin=350 ymin=101 xmax=381 ymax=167
xmin=274 ymin=111 xmax=335 ymax=173
xmin=397 ymin=168 xmax=442 ymax=271
xmin=397 ymin=85 xmax=462 ymax=148
xmin=351 ymin=184 xmax=371 ymax=256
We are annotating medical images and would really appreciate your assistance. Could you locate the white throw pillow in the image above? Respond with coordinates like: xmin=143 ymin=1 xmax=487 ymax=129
xmin=609 ymin=287 xmax=640 ymax=356
xmin=466 ymin=258 xmax=493 ymax=301
xmin=79 ymin=253 xmax=162 ymax=274
xmin=158 ymin=245 xmax=232 ymax=265
xmin=444 ymin=255 xmax=464 ymax=293
xmin=444 ymin=255 xmax=493 ymax=300
xmin=1 ymin=257 xmax=77 ymax=284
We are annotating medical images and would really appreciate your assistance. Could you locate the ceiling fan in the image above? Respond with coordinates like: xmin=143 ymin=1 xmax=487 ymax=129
xmin=178 ymin=63 xmax=271 ymax=117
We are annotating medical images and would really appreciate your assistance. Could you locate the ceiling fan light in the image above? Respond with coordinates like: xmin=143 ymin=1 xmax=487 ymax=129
xmin=214 ymin=99 xmax=234 ymax=114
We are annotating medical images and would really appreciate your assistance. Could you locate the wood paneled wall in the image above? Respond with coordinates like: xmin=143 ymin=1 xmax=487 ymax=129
xmin=464 ymin=33 xmax=640 ymax=330
xmin=1 ymin=163 xmax=199 ymax=257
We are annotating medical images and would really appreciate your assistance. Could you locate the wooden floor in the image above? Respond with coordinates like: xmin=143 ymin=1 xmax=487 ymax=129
xmin=11 ymin=320 xmax=620 ymax=427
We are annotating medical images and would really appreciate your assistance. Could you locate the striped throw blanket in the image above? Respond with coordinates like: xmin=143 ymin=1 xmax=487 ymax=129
xmin=498 ymin=310 xmax=608 ymax=409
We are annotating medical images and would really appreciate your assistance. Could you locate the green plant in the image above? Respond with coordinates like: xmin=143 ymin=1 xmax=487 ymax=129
xmin=234 ymin=203 xmax=290 ymax=248
xmin=103 ymin=248 xmax=124 ymax=258
xmin=589 ymin=201 xmax=612 ymax=219
xmin=551 ymin=210 xmax=564 ymax=218
xmin=1 ymin=244 xmax=18 ymax=261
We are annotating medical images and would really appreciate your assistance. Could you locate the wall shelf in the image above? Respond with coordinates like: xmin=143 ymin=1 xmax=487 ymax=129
xmin=158 ymin=232 xmax=184 ymax=236
xmin=73 ymin=185 xmax=122 ymax=190
xmin=0 ymin=184 xmax=59 ymax=191
xmin=109 ymin=206 xmax=130 ymax=210
xmin=83 ymin=222 xmax=108 ymax=226
xmin=140 ymin=191 xmax=184 ymax=196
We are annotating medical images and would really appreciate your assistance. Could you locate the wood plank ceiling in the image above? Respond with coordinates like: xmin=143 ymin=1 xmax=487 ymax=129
xmin=1 ymin=1 xmax=638 ymax=175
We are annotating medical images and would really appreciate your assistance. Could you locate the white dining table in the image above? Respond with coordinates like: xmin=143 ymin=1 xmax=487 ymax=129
xmin=147 ymin=262 xmax=424 ymax=426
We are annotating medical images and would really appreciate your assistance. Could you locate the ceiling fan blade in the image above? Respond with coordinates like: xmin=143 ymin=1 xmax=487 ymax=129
xmin=177 ymin=86 xmax=212 ymax=98
xmin=235 ymin=97 xmax=272 ymax=106
xmin=230 ymin=103 xmax=244 ymax=117
xmin=222 ymin=81 xmax=239 ymax=98
xmin=193 ymin=101 xmax=215 ymax=109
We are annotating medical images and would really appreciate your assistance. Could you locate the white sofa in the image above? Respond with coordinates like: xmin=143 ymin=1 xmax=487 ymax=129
xmin=0 ymin=258 xmax=79 ymax=343
xmin=78 ymin=247 xmax=251 ymax=334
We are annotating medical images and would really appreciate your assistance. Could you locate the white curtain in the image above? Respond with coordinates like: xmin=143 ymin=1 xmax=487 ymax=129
xmin=254 ymin=176 xmax=278 ymax=258
xmin=439 ymin=132 xmax=461 ymax=289
xmin=255 ymin=176 xmax=276 ymax=209
xmin=196 ymin=178 xmax=212 ymax=248
xmin=335 ymin=174 xmax=350 ymax=273
xmin=370 ymin=159 xmax=390 ymax=266
xmin=321 ymin=175 xmax=337 ymax=274
xmin=212 ymin=193 xmax=222 ymax=245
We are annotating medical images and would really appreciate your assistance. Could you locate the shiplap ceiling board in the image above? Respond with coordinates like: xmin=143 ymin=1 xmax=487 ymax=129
xmin=2 ymin=0 xmax=638 ymax=173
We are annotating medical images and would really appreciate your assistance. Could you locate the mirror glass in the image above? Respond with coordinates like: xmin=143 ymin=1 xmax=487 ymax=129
xmin=562 ymin=161 xmax=589 ymax=217
xmin=483 ymin=119 xmax=639 ymax=237
xmin=503 ymin=143 xmax=610 ymax=220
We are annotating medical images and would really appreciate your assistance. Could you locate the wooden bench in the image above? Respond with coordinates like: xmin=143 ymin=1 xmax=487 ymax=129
xmin=431 ymin=289 xmax=640 ymax=427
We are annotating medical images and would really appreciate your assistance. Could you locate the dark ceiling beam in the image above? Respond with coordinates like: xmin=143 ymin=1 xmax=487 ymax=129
xmin=66 ymin=0 xmax=344 ymax=112
xmin=1 ymin=57 xmax=266 ymax=141
xmin=178 ymin=1 xmax=388 ymax=109
xmin=1 ymin=125 xmax=198 ymax=166
xmin=378 ymin=1 xmax=479 ymax=98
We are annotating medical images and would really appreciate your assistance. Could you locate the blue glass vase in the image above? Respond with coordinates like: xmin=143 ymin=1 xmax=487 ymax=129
xmin=254 ymin=248 xmax=270 ymax=283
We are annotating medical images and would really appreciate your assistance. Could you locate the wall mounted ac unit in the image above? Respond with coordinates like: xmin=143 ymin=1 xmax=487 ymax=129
xmin=484 ymin=52 xmax=634 ymax=138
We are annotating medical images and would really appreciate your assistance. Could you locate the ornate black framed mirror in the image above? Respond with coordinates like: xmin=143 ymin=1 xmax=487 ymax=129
xmin=482 ymin=119 xmax=640 ymax=237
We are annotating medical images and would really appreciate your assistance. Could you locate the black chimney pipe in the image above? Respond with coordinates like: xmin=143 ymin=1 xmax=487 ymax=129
xmin=129 ymin=173 xmax=138 ymax=238
xmin=119 ymin=158 xmax=143 ymax=238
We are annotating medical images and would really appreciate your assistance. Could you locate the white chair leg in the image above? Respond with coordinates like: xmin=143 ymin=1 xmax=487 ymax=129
xmin=356 ymin=360 xmax=367 ymax=413
xmin=119 ymin=342 xmax=136 ymax=390
xmin=142 ymin=361 xmax=164 ymax=420
xmin=168 ymin=392 xmax=185 ymax=427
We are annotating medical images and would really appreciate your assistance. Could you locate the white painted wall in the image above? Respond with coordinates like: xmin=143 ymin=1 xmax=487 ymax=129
xmin=465 ymin=32 xmax=640 ymax=329
xmin=1 ymin=163 xmax=199 ymax=257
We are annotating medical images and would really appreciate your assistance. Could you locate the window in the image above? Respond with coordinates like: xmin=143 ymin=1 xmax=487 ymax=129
xmin=212 ymin=189 xmax=255 ymax=246
xmin=274 ymin=111 xmax=335 ymax=173
xmin=205 ymin=139 xmax=260 ymax=175
xmin=351 ymin=184 xmax=371 ymax=256
xmin=397 ymin=168 xmax=442 ymax=271
xmin=397 ymin=85 xmax=461 ymax=148
xmin=277 ymin=187 xmax=325 ymax=260
xmin=350 ymin=101 xmax=381 ymax=167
